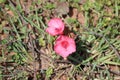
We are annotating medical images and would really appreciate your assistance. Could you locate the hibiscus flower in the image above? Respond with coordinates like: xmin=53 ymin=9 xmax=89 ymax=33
xmin=46 ymin=18 xmax=64 ymax=36
xmin=54 ymin=35 xmax=76 ymax=59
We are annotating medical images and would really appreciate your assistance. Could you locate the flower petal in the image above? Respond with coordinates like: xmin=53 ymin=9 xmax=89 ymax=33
xmin=54 ymin=35 xmax=76 ymax=58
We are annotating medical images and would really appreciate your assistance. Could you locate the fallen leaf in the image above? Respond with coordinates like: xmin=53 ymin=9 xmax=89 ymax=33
xmin=109 ymin=65 xmax=120 ymax=72
xmin=0 ymin=33 xmax=8 ymax=40
xmin=8 ymin=52 xmax=17 ymax=56
xmin=92 ymin=13 xmax=99 ymax=26
xmin=71 ymin=8 xmax=78 ymax=19
xmin=7 ymin=10 xmax=14 ymax=17
xmin=20 ymin=0 xmax=32 ymax=14
xmin=55 ymin=2 xmax=69 ymax=15
xmin=59 ymin=74 xmax=68 ymax=80
xmin=27 ymin=61 xmax=40 ymax=71
xmin=77 ymin=12 xmax=85 ymax=26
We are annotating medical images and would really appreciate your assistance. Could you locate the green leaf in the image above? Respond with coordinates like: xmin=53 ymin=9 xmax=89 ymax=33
xmin=39 ymin=37 xmax=45 ymax=46
xmin=87 ymin=35 xmax=96 ymax=43
xmin=44 ymin=3 xmax=55 ymax=9
xmin=66 ymin=18 xmax=77 ymax=24
xmin=0 ymin=0 xmax=6 ymax=3
xmin=46 ymin=67 xmax=53 ymax=79
xmin=96 ymin=54 xmax=115 ymax=64
xmin=103 ymin=61 xmax=120 ymax=66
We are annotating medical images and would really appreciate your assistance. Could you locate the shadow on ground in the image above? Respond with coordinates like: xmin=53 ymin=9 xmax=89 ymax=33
xmin=68 ymin=36 xmax=91 ymax=66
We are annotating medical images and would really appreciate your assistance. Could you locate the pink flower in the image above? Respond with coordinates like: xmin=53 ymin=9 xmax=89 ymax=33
xmin=46 ymin=18 xmax=65 ymax=36
xmin=54 ymin=35 xmax=76 ymax=59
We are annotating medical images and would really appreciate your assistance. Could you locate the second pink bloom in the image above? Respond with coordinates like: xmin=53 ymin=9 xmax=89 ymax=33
xmin=46 ymin=18 xmax=65 ymax=36
xmin=54 ymin=35 xmax=76 ymax=59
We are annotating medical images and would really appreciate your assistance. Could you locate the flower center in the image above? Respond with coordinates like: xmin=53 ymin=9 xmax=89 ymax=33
xmin=55 ymin=28 xmax=60 ymax=32
xmin=61 ymin=41 xmax=69 ymax=49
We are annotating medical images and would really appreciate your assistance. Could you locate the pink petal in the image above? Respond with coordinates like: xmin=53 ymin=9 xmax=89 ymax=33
xmin=54 ymin=35 xmax=76 ymax=58
xmin=46 ymin=27 xmax=57 ymax=36
xmin=46 ymin=18 xmax=64 ymax=36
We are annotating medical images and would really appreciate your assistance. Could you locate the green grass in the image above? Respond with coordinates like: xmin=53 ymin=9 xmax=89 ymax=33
xmin=0 ymin=0 xmax=120 ymax=80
